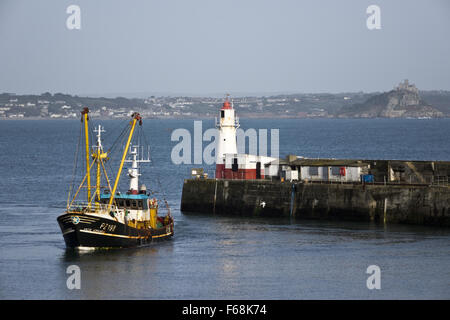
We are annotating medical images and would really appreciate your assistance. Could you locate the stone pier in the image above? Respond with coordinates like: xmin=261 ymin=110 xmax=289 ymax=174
xmin=181 ymin=179 xmax=450 ymax=227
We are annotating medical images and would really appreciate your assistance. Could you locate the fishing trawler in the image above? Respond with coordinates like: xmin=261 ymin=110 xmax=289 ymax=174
xmin=57 ymin=108 xmax=174 ymax=249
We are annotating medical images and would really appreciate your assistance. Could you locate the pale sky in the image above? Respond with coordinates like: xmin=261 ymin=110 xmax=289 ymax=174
xmin=1 ymin=0 xmax=449 ymax=96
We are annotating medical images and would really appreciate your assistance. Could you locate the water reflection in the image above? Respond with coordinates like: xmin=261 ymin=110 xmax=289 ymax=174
xmin=59 ymin=242 xmax=174 ymax=299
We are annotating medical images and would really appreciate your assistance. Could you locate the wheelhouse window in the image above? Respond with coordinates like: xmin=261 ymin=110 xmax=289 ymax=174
xmin=127 ymin=199 xmax=144 ymax=209
xmin=104 ymin=198 xmax=145 ymax=209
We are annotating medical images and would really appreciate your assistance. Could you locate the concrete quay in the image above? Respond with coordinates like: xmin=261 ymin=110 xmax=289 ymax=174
xmin=181 ymin=179 xmax=450 ymax=227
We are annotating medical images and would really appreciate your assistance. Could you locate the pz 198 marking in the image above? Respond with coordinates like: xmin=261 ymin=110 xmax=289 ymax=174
xmin=99 ymin=223 xmax=116 ymax=232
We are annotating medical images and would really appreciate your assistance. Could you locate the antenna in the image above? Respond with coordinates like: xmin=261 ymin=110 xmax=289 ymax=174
xmin=93 ymin=125 xmax=106 ymax=150
xmin=124 ymin=145 xmax=151 ymax=163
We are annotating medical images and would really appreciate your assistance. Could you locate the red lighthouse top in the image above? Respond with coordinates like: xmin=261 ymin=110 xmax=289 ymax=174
xmin=221 ymin=97 xmax=232 ymax=110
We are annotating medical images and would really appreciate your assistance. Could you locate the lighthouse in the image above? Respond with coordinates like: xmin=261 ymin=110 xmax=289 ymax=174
xmin=215 ymin=96 xmax=239 ymax=178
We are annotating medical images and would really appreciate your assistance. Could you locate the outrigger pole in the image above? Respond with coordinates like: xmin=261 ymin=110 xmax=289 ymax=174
xmin=107 ymin=112 xmax=142 ymax=210
xmin=81 ymin=108 xmax=91 ymax=209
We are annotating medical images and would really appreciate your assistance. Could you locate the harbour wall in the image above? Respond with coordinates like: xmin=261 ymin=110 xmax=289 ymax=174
xmin=180 ymin=179 xmax=450 ymax=227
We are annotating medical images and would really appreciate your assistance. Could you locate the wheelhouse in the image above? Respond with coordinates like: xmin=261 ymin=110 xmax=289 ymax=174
xmin=100 ymin=193 xmax=149 ymax=210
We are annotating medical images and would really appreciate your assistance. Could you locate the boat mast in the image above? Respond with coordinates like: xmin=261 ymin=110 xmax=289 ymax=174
xmin=128 ymin=147 xmax=140 ymax=192
xmin=126 ymin=144 xmax=151 ymax=193
xmin=81 ymin=108 xmax=91 ymax=209
xmin=94 ymin=125 xmax=106 ymax=205
xmin=108 ymin=112 xmax=142 ymax=209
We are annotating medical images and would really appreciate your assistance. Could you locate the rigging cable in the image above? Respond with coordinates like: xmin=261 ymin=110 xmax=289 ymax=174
xmin=67 ymin=121 xmax=82 ymax=209
xmin=106 ymin=119 xmax=132 ymax=183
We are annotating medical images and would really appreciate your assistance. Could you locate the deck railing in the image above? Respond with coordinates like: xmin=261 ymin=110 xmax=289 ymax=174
xmin=67 ymin=202 xmax=115 ymax=214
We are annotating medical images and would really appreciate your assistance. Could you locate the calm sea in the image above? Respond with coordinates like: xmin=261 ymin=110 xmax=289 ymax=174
xmin=0 ymin=118 xmax=449 ymax=299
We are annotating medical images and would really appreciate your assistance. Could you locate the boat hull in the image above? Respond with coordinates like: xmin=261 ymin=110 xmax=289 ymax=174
xmin=57 ymin=213 xmax=173 ymax=249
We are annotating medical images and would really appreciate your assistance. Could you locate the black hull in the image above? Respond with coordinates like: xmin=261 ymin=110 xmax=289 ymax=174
xmin=57 ymin=213 xmax=173 ymax=249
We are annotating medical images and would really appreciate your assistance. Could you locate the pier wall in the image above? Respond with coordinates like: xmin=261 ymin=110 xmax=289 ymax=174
xmin=180 ymin=179 xmax=450 ymax=226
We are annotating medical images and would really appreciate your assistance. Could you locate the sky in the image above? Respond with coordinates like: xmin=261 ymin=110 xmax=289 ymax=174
xmin=0 ymin=0 xmax=449 ymax=96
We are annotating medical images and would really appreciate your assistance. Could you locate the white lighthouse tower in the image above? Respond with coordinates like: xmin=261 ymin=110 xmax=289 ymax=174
xmin=215 ymin=95 xmax=239 ymax=178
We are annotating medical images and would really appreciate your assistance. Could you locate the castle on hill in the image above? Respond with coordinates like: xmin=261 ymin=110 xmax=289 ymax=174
xmin=396 ymin=79 xmax=419 ymax=94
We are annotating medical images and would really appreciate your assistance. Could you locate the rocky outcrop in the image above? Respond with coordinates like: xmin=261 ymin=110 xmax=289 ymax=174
xmin=337 ymin=80 xmax=444 ymax=118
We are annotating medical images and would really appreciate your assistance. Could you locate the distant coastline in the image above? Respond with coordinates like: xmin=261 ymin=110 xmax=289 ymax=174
xmin=3 ymin=115 xmax=450 ymax=121
xmin=1 ymin=85 xmax=450 ymax=120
